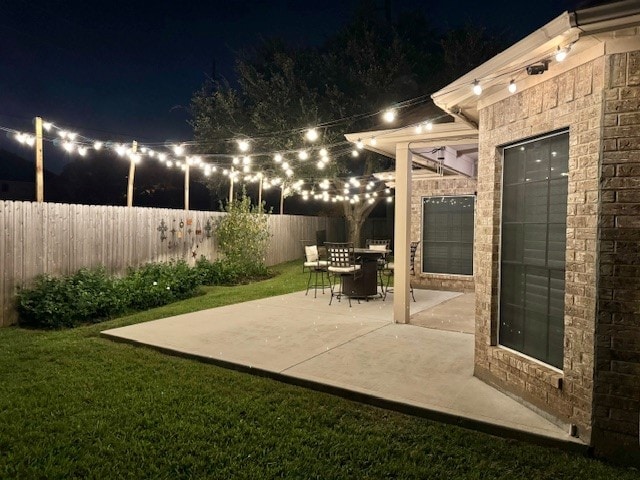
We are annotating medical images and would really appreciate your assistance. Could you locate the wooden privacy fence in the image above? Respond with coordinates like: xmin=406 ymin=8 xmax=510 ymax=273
xmin=0 ymin=201 xmax=344 ymax=327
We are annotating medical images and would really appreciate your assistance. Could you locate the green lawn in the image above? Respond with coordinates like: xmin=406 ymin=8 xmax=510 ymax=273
xmin=0 ymin=261 xmax=636 ymax=479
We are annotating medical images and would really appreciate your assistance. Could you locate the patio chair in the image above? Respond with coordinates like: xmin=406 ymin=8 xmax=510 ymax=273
xmin=366 ymin=238 xmax=390 ymax=296
xmin=382 ymin=241 xmax=420 ymax=302
xmin=303 ymin=245 xmax=329 ymax=298
xmin=326 ymin=242 xmax=362 ymax=307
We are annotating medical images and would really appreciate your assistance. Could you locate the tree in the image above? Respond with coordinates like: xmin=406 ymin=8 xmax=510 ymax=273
xmin=190 ymin=4 xmax=505 ymax=245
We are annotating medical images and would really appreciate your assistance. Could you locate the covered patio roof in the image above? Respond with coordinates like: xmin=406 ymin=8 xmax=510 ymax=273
xmin=346 ymin=120 xmax=478 ymax=324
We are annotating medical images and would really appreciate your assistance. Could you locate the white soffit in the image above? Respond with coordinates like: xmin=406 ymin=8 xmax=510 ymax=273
xmin=431 ymin=1 xmax=640 ymax=124
xmin=344 ymin=120 xmax=478 ymax=159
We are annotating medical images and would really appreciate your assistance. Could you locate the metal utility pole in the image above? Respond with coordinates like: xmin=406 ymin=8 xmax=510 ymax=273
xmin=34 ymin=116 xmax=44 ymax=202
xmin=127 ymin=140 xmax=138 ymax=207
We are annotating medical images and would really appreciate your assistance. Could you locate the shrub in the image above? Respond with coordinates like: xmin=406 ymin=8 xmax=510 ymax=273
xmin=118 ymin=260 xmax=200 ymax=311
xmin=216 ymin=193 xmax=271 ymax=279
xmin=17 ymin=267 xmax=124 ymax=329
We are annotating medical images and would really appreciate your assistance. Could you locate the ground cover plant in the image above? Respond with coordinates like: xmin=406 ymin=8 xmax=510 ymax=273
xmin=1 ymin=261 xmax=638 ymax=478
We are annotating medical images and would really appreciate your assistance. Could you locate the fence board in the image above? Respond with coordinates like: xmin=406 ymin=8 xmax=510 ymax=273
xmin=0 ymin=201 xmax=345 ymax=326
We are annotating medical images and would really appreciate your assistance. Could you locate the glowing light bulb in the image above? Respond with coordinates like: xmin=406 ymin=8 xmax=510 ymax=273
xmin=351 ymin=149 xmax=359 ymax=157
xmin=232 ymin=157 xmax=240 ymax=165
xmin=370 ymin=137 xmax=377 ymax=146
xmin=43 ymin=122 xmax=52 ymax=131
xmin=243 ymin=164 xmax=250 ymax=173
xmin=115 ymin=144 xmax=127 ymax=156
xmin=508 ymin=80 xmax=517 ymax=94
xmin=173 ymin=144 xmax=185 ymax=156
xmin=158 ymin=153 xmax=167 ymax=162
xmin=356 ymin=139 xmax=364 ymax=149
xmin=415 ymin=124 xmax=423 ymax=134
xmin=282 ymin=161 xmax=290 ymax=169
xmin=58 ymin=130 xmax=68 ymax=139
xmin=426 ymin=122 xmax=433 ymax=131
xmin=472 ymin=80 xmax=482 ymax=96
xmin=286 ymin=169 xmax=294 ymax=177
xmin=298 ymin=150 xmax=309 ymax=160
xmin=243 ymin=156 xmax=251 ymax=165
xmin=317 ymin=161 xmax=325 ymax=170
xmin=63 ymin=141 xmax=75 ymax=153
xmin=555 ymin=46 xmax=568 ymax=62
xmin=387 ymin=196 xmax=393 ymax=203
xmin=383 ymin=109 xmax=396 ymax=123
xmin=274 ymin=153 xmax=283 ymax=163
xmin=77 ymin=146 xmax=88 ymax=156
xmin=237 ymin=139 xmax=249 ymax=152
xmin=305 ymin=128 xmax=319 ymax=141
xmin=93 ymin=141 xmax=103 ymax=150
xmin=319 ymin=148 xmax=328 ymax=157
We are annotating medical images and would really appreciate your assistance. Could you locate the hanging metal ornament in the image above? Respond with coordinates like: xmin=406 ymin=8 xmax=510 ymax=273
xmin=157 ymin=219 xmax=168 ymax=242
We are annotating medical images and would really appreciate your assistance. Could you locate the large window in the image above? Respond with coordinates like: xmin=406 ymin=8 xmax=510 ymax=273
xmin=499 ymin=131 xmax=568 ymax=369
xmin=422 ymin=196 xmax=474 ymax=275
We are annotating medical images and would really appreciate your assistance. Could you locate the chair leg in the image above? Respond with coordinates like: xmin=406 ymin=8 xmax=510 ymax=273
xmin=305 ymin=268 xmax=313 ymax=296
xmin=383 ymin=274 xmax=392 ymax=301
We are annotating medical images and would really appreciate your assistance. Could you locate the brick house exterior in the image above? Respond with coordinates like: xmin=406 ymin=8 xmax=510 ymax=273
xmin=348 ymin=1 xmax=640 ymax=463
xmin=432 ymin=3 xmax=640 ymax=462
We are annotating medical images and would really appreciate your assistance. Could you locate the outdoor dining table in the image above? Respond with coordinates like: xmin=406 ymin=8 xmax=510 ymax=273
xmin=341 ymin=247 xmax=390 ymax=299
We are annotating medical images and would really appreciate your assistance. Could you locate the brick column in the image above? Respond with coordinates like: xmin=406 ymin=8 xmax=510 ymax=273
xmin=593 ymin=51 xmax=640 ymax=463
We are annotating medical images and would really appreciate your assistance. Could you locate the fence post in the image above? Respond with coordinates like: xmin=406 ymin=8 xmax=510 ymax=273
xmin=34 ymin=116 xmax=44 ymax=202
xmin=127 ymin=141 xmax=137 ymax=207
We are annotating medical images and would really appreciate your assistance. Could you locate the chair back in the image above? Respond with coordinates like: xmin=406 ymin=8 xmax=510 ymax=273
xmin=326 ymin=242 xmax=356 ymax=268
xmin=366 ymin=239 xmax=390 ymax=250
xmin=410 ymin=241 xmax=420 ymax=275
xmin=304 ymin=245 xmax=319 ymax=263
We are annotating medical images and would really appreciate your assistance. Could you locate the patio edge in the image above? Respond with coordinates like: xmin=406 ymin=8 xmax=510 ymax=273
xmin=100 ymin=331 xmax=591 ymax=457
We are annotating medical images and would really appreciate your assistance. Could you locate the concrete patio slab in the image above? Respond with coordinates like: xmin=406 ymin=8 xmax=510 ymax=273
xmin=101 ymin=289 xmax=586 ymax=452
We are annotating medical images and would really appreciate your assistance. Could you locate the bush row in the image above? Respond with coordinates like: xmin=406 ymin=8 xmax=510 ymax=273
xmin=16 ymin=257 xmax=269 ymax=329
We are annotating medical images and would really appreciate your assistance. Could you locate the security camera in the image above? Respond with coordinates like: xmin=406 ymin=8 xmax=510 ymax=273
xmin=526 ymin=61 xmax=549 ymax=75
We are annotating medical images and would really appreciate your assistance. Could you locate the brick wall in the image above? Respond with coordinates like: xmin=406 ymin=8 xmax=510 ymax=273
xmin=592 ymin=51 xmax=640 ymax=463
xmin=474 ymin=56 xmax=605 ymax=442
xmin=410 ymin=175 xmax=476 ymax=292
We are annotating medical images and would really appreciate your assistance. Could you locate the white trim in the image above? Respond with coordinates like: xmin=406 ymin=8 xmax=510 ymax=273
xmin=498 ymin=345 xmax=564 ymax=375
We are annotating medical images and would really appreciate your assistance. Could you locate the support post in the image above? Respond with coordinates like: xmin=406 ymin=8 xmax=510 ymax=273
xmin=280 ymin=185 xmax=285 ymax=215
xmin=127 ymin=140 xmax=137 ymax=207
xmin=229 ymin=167 xmax=234 ymax=204
xmin=34 ymin=116 xmax=44 ymax=202
xmin=393 ymin=143 xmax=411 ymax=324
xmin=258 ymin=176 xmax=263 ymax=208
xmin=184 ymin=161 xmax=190 ymax=211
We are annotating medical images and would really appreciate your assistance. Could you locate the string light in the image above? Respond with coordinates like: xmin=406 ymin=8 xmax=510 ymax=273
xmin=383 ymin=109 xmax=396 ymax=123
xmin=173 ymin=144 xmax=185 ymax=156
xmin=370 ymin=137 xmax=377 ymax=146
xmin=555 ymin=46 xmax=569 ymax=62
xmin=508 ymin=80 xmax=517 ymax=93
xmin=274 ymin=153 xmax=283 ymax=163
xmin=298 ymin=150 xmax=309 ymax=160
xmin=305 ymin=128 xmax=319 ymax=141
xmin=237 ymin=139 xmax=250 ymax=152
xmin=472 ymin=80 xmax=482 ymax=96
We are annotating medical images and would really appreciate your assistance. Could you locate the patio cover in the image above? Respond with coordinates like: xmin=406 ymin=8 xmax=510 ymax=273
xmin=345 ymin=121 xmax=478 ymax=324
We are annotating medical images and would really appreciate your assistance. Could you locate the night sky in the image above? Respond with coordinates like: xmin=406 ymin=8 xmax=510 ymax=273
xmin=1 ymin=0 xmax=581 ymax=172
